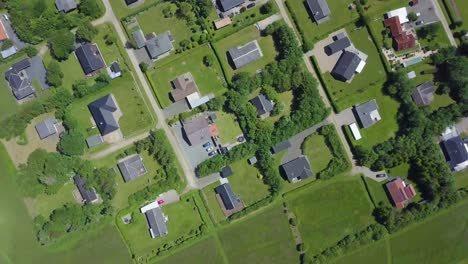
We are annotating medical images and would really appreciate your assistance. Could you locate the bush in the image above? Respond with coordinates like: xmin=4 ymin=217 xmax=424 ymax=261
xmin=49 ymin=29 xmax=75 ymax=61
xmin=407 ymin=12 xmax=418 ymax=22
xmin=289 ymin=218 xmax=297 ymax=226
xmin=24 ymin=46 xmax=38 ymax=57
xmin=58 ymin=130 xmax=86 ymax=156
xmin=317 ymin=125 xmax=351 ymax=179
xmin=203 ymin=55 xmax=214 ymax=67
xmin=76 ymin=21 xmax=98 ymax=42
xmin=46 ymin=61 xmax=64 ymax=87
xmin=260 ymin=2 xmax=274 ymax=14
xmin=79 ymin=0 xmax=104 ymax=19
xmin=139 ymin=62 xmax=149 ymax=73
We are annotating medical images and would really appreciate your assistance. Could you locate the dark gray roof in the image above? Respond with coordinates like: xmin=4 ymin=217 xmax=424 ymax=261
xmin=228 ymin=40 xmax=263 ymax=69
xmin=271 ymin=140 xmax=291 ymax=154
xmin=354 ymin=99 xmax=379 ymax=128
xmin=215 ymin=183 xmax=240 ymax=210
xmin=117 ymin=154 xmax=147 ymax=182
xmin=73 ymin=175 xmax=98 ymax=204
xmin=442 ymin=135 xmax=468 ymax=170
xmin=12 ymin=59 xmax=31 ymax=72
xmin=86 ymin=134 xmax=104 ymax=148
xmin=88 ymin=94 xmax=119 ymax=136
xmin=5 ymin=59 xmax=35 ymax=100
xmin=251 ymin=94 xmax=273 ymax=116
xmin=145 ymin=32 xmax=173 ymax=59
xmin=281 ymin=156 xmax=313 ymax=182
xmin=218 ymin=0 xmax=246 ymax=12
xmin=306 ymin=0 xmax=331 ymax=23
xmin=331 ymin=51 xmax=361 ymax=81
xmin=182 ymin=116 xmax=211 ymax=146
xmin=145 ymin=207 xmax=168 ymax=238
xmin=220 ymin=166 xmax=233 ymax=178
xmin=75 ymin=43 xmax=105 ymax=75
xmin=55 ymin=0 xmax=77 ymax=12
xmin=125 ymin=0 xmax=139 ymax=5
xmin=110 ymin=62 xmax=121 ymax=73
xmin=412 ymin=81 xmax=434 ymax=106
xmin=132 ymin=29 xmax=146 ymax=49
xmin=324 ymin=37 xmax=351 ymax=55
xmin=35 ymin=117 xmax=57 ymax=139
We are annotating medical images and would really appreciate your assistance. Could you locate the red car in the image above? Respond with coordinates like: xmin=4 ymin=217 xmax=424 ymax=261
xmin=157 ymin=199 xmax=165 ymax=205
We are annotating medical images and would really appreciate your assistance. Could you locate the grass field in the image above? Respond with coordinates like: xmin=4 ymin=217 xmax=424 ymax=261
xmin=156 ymin=236 xmax=226 ymax=264
xmin=454 ymin=169 xmax=468 ymax=189
xmin=42 ymin=50 xmax=84 ymax=92
xmin=455 ymin=0 xmax=468 ymax=25
xmin=117 ymin=194 xmax=205 ymax=259
xmin=219 ymin=205 xmax=298 ymax=264
xmin=215 ymin=111 xmax=243 ymax=144
xmin=362 ymin=177 xmax=391 ymax=207
xmin=213 ymin=25 xmax=278 ymax=81
xmin=285 ymin=0 xmax=359 ymax=44
xmin=109 ymin=0 xmax=159 ymax=19
xmin=228 ymin=159 xmax=270 ymax=206
xmin=0 ymin=143 xmax=132 ymax=264
xmin=363 ymin=0 xmax=404 ymax=16
xmin=202 ymin=182 xmax=226 ymax=224
xmin=148 ymin=44 xmax=226 ymax=108
xmin=67 ymin=74 xmax=153 ymax=138
xmin=302 ymin=133 xmax=333 ymax=174
xmin=26 ymin=182 xmax=77 ymax=218
xmin=416 ymin=22 xmax=451 ymax=50
xmin=289 ymin=178 xmax=375 ymax=255
xmin=332 ymin=240 xmax=388 ymax=264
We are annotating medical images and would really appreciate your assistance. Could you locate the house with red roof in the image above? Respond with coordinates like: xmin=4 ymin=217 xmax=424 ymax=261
xmin=0 ymin=20 xmax=9 ymax=41
xmin=385 ymin=178 xmax=416 ymax=209
xmin=384 ymin=16 xmax=416 ymax=51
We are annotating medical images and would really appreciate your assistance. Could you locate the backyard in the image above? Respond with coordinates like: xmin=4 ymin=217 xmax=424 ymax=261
xmin=416 ymin=22 xmax=451 ymax=50
xmin=148 ymin=44 xmax=227 ymax=108
xmin=202 ymin=182 xmax=226 ymax=224
xmin=302 ymin=133 xmax=333 ymax=174
xmin=215 ymin=111 xmax=243 ymax=144
xmin=213 ymin=25 xmax=278 ymax=81
xmin=288 ymin=178 xmax=375 ymax=256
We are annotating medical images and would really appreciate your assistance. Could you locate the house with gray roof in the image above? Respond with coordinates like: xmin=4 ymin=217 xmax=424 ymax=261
xmin=215 ymin=183 xmax=241 ymax=210
xmin=4 ymin=58 xmax=34 ymax=100
xmin=271 ymin=140 xmax=291 ymax=154
xmin=331 ymin=51 xmax=363 ymax=81
xmin=281 ymin=156 xmax=313 ymax=183
xmin=145 ymin=207 xmax=168 ymax=238
xmin=132 ymin=29 xmax=146 ymax=49
xmin=86 ymin=134 xmax=104 ymax=148
xmin=306 ymin=0 xmax=331 ymax=24
xmin=88 ymin=94 xmax=121 ymax=136
xmin=35 ymin=117 xmax=57 ymax=139
xmin=75 ymin=43 xmax=106 ymax=76
xmin=251 ymin=94 xmax=274 ymax=118
xmin=55 ymin=0 xmax=77 ymax=13
xmin=218 ymin=0 xmax=245 ymax=11
xmin=412 ymin=81 xmax=434 ymax=106
xmin=220 ymin=166 xmax=233 ymax=178
xmin=73 ymin=175 xmax=98 ymax=204
xmin=228 ymin=40 xmax=263 ymax=69
xmin=354 ymin=99 xmax=381 ymax=128
xmin=145 ymin=32 xmax=174 ymax=60
xmin=324 ymin=36 xmax=351 ymax=55
xmin=125 ymin=0 xmax=139 ymax=5
xmin=171 ymin=72 xmax=199 ymax=102
xmin=441 ymin=127 xmax=468 ymax=172
xmin=117 ymin=154 xmax=147 ymax=182
xmin=182 ymin=115 xmax=212 ymax=146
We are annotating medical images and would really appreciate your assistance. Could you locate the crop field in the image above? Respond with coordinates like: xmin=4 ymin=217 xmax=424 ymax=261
xmin=289 ymin=178 xmax=374 ymax=255
xmin=156 ymin=236 xmax=226 ymax=264
xmin=218 ymin=205 xmax=298 ymax=264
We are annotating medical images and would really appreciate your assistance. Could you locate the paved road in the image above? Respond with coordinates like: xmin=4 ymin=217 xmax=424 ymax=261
xmin=87 ymin=132 xmax=149 ymax=160
xmin=431 ymin=0 xmax=457 ymax=47
xmin=98 ymin=0 xmax=201 ymax=189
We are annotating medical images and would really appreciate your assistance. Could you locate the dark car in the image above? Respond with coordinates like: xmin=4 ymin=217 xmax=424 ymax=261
xmin=415 ymin=20 xmax=424 ymax=26
xmin=247 ymin=3 xmax=256 ymax=8
xmin=202 ymin=142 xmax=211 ymax=148
xmin=376 ymin=173 xmax=387 ymax=178
xmin=208 ymin=151 xmax=217 ymax=156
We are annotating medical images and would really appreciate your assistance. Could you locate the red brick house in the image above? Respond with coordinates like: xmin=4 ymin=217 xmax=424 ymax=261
xmin=385 ymin=178 xmax=416 ymax=209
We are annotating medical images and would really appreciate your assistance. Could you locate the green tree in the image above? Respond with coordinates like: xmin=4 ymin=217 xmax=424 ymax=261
xmin=76 ymin=21 xmax=98 ymax=42
xmin=203 ymin=55 xmax=214 ymax=67
xmin=24 ymin=46 xmax=38 ymax=57
xmin=58 ymin=130 xmax=86 ymax=156
xmin=104 ymin=34 xmax=116 ymax=46
xmin=79 ymin=0 xmax=104 ymax=19
xmin=49 ymin=29 xmax=75 ymax=61
xmin=46 ymin=61 xmax=64 ymax=87
xmin=139 ymin=62 xmax=148 ymax=73
xmin=260 ymin=2 xmax=274 ymax=14
xmin=1 ymin=39 xmax=13 ymax=50
xmin=407 ymin=12 xmax=418 ymax=22
xmin=162 ymin=3 xmax=177 ymax=18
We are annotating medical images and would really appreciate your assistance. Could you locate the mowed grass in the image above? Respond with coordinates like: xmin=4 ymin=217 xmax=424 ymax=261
xmin=215 ymin=111 xmax=242 ymax=144
xmin=302 ymin=133 xmax=333 ymax=174
xmin=27 ymin=182 xmax=77 ymax=218
xmin=213 ymin=25 xmax=278 ymax=81
xmin=363 ymin=177 xmax=392 ymax=207
xmin=416 ymin=22 xmax=451 ymax=50
xmin=219 ymin=205 xmax=298 ymax=264
xmin=67 ymin=74 xmax=153 ymax=138
xmin=454 ymin=169 xmax=468 ymax=189
xmin=42 ymin=50 xmax=84 ymax=92
xmin=332 ymin=239 xmax=388 ymax=264
xmin=455 ymin=0 xmax=468 ymax=24
xmin=285 ymin=0 xmax=359 ymax=44
xmin=109 ymin=0 xmax=157 ymax=19
xmin=289 ymin=178 xmax=375 ymax=255
xmin=156 ymin=236 xmax=226 ymax=264
xmin=149 ymin=44 xmax=226 ymax=108
xmin=363 ymin=0 xmax=404 ymax=16
xmin=228 ymin=159 xmax=270 ymax=206
xmin=0 ymin=143 xmax=132 ymax=264
xmin=117 ymin=194 xmax=205 ymax=258
xmin=202 ymin=182 xmax=226 ymax=224
xmin=323 ymin=26 xmax=399 ymax=147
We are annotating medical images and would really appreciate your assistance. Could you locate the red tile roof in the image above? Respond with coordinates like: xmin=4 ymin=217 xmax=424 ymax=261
xmin=384 ymin=17 xmax=416 ymax=51
xmin=386 ymin=178 xmax=417 ymax=209
xmin=0 ymin=20 xmax=8 ymax=41
xmin=384 ymin=17 xmax=403 ymax=37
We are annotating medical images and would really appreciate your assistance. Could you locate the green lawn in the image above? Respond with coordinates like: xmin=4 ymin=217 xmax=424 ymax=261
xmin=386 ymin=162 xmax=410 ymax=178
xmin=363 ymin=177 xmax=391 ymax=207
xmin=416 ymin=22 xmax=451 ymax=50
xmin=215 ymin=111 xmax=242 ymax=144
xmin=431 ymin=93 xmax=455 ymax=110
xmin=363 ymin=0 xmax=404 ymax=16
xmin=455 ymin=0 xmax=468 ymax=25
xmin=213 ymin=25 xmax=278 ymax=81
xmin=42 ymin=50 xmax=83 ymax=92
xmin=285 ymin=0 xmax=359 ymax=44
xmin=302 ymin=133 xmax=333 ymax=174
xmin=117 ymin=194 xmax=205 ymax=259
xmin=156 ymin=236 xmax=226 ymax=264
xmin=29 ymin=182 xmax=77 ymax=218
xmin=228 ymin=159 xmax=270 ymax=206
xmin=67 ymin=74 xmax=153 ymax=139
xmin=454 ymin=169 xmax=468 ymax=189
xmin=109 ymin=0 xmax=158 ymax=19
xmin=219 ymin=205 xmax=298 ymax=264
xmin=269 ymin=90 xmax=294 ymax=123
xmin=332 ymin=240 xmax=388 ymax=264
xmin=202 ymin=182 xmax=226 ymax=224
xmin=289 ymin=178 xmax=375 ymax=255
xmin=148 ymin=44 xmax=226 ymax=108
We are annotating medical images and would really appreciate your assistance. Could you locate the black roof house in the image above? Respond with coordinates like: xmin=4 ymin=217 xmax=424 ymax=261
xmin=271 ymin=140 xmax=291 ymax=154
xmin=4 ymin=58 xmax=34 ymax=100
xmin=215 ymin=183 xmax=241 ymax=210
xmin=412 ymin=81 xmax=434 ymax=106
xmin=281 ymin=156 xmax=313 ymax=182
xmin=324 ymin=37 xmax=351 ymax=55
xmin=145 ymin=207 xmax=168 ymax=238
xmin=220 ymin=166 xmax=233 ymax=178
xmin=331 ymin=51 xmax=362 ymax=81
xmin=218 ymin=0 xmax=246 ymax=12
xmin=251 ymin=94 xmax=274 ymax=116
xmin=125 ymin=0 xmax=139 ymax=5
xmin=442 ymin=135 xmax=468 ymax=171
xmin=306 ymin=0 xmax=331 ymax=24
xmin=88 ymin=94 xmax=120 ymax=136
xmin=73 ymin=175 xmax=98 ymax=204
xmin=75 ymin=43 xmax=105 ymax=75
xmin=117 ymin=154 xmax=147 ymax=182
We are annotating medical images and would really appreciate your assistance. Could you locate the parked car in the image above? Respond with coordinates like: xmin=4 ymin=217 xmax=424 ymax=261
xmin=157 ymin=200 xmax=165 ymax=205
xmin=206 ymin=146 xmax=214 ymax=152
xmin=247 ymin=3 xmax=256 ymax=8
xmin=376 ymin=173 xmax=387 ymax=178
xmin=415 ymin=20 xmax=424 ymax=26
xmin=3 ymin=14 xmax=9 ymax=21
xmin=202 ymin=142 xmax=211 ymax=148
xmin=208 ymin=151 xmax=217 ymax=156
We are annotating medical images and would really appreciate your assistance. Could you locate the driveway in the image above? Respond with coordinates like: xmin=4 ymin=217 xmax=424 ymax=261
xmin=255 ymin=13 xmax=282 ymax=31
xmin=157 ymin=190 xmax=180 ymax=206
xmin=27 ymin=56 xmax=49 ymax=90
xmin=163 ymin=100 xmax=190 ymax=119
xmin=0 ymin=15 xmax=26 ymax=50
